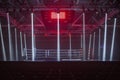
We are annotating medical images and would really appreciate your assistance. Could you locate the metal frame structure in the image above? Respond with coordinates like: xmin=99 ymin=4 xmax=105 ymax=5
xmin=0 ymin=0 xmax=120 ymax=61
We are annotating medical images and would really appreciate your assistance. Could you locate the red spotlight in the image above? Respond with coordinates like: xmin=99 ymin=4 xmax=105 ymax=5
xmin=51 ymin=12 xmax=66 ymax=19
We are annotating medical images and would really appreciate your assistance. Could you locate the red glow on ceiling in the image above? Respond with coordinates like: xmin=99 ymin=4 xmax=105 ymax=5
xmin=51 ymin=12 xmax=66 ymax=19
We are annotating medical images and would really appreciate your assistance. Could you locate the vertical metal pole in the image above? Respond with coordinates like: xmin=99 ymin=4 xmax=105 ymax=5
xmin=81 ymin=35 xmax=82 ymax=48
xmin=15 ymin=28 xmax=18 ymax=61
xmin=69 ymin=33 xmax=72 ymax=59
xmin=20 ymin=32 xmax=24 ymax=57
xmin=24 ymin=34 xmax=27 ymax=60
xmin=7 ymin=13 xmax=13 ymax=61
xmin=98 ymin=28 xmax=101 ymax=61
xmin=80 ymin=34 xmax=82 ymax=59
xmin=92 ymin=32 xmax=96 ymax=60
xmin=83 ymin=13 xmax=86 ymax=61
xmin=34 ymin=35 xmax=36 ymax=59
xmin=102 ymin=13 xmax=108 ymax=61
xmin=48 ymin=50 xmax=49 ymax=56
xmin=45 ymin=50 xmax=47 ymax=58
xmin=31 ymin=13 xmax=35 ymax=61
xmin=57 ymin=13 xmax=60 ymax=61
xmin=110 ymin=18 xmax=117 ymax=61
xmin=0 ymin=22 xmax=7 ymax=61
xmin=88 ymin=34 xmax=92 ymax=60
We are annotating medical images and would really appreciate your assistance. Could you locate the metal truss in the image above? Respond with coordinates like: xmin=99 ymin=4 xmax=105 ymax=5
xmin=0 ymin=0 xmax=120 ymax=36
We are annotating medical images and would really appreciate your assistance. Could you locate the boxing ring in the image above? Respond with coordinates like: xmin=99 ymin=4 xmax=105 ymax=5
xmin=0 ymin=12 xmax=117 ymax=61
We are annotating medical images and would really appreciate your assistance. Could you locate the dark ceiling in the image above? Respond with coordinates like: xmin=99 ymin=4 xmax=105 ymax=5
xmin=0 ymin=0 xmax=120 ymax=36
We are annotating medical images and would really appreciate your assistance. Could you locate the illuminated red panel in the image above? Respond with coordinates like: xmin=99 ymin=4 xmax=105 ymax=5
xmin=51 ymin=12 xmax=66 ymax=19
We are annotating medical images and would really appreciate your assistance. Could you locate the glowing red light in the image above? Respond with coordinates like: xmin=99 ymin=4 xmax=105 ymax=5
xmin=51 ymin=12 xmax=66 ymax=19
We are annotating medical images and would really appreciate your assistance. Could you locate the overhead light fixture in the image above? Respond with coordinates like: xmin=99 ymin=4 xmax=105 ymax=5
xmin=51 ymin=12 xmax=66 ymax=19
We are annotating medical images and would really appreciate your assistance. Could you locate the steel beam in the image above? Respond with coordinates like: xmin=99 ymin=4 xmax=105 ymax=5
xmin=82 ymin=13 xmax=86 ymax=61
xmin=102 ymin=13 xmax=108 ymax=61
xmin=15 ymin=28 xmax=18 ymax=61
xmin=92 ymin=32 xmax=96 ymax=60
xmin=80 ymin=35 xmax=82 ymax=48
xmin=69 ymin=33 xmax=72 ymax=59
xmin=7 ymin=13 xmax=13 ymax=61
xmin=88 ymin=34 xmax=92 ymax=60
xmin=31 ymin=13 xmax=35 ymax=61
xmin=0 ymin=22 xmax=7 ymax=61
xmin=24 ymin=34 xmax=27 ymax=60
xmin=34 ymin=14 xmax=45 ymax=27
xmin=95 ymin=9 xmax=119 ymax=28
xmin=110 ymin=18 xmax=117 ymax=61
xmin=20 ymin=32 xmax=24 ymax=58
xmin=57 ymin=13 xmax=60 ymax=61
xmin=98 ymin=28 xmax=101 ymax=61
xmin=72 ymin=14 xmax=82 ymax=26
